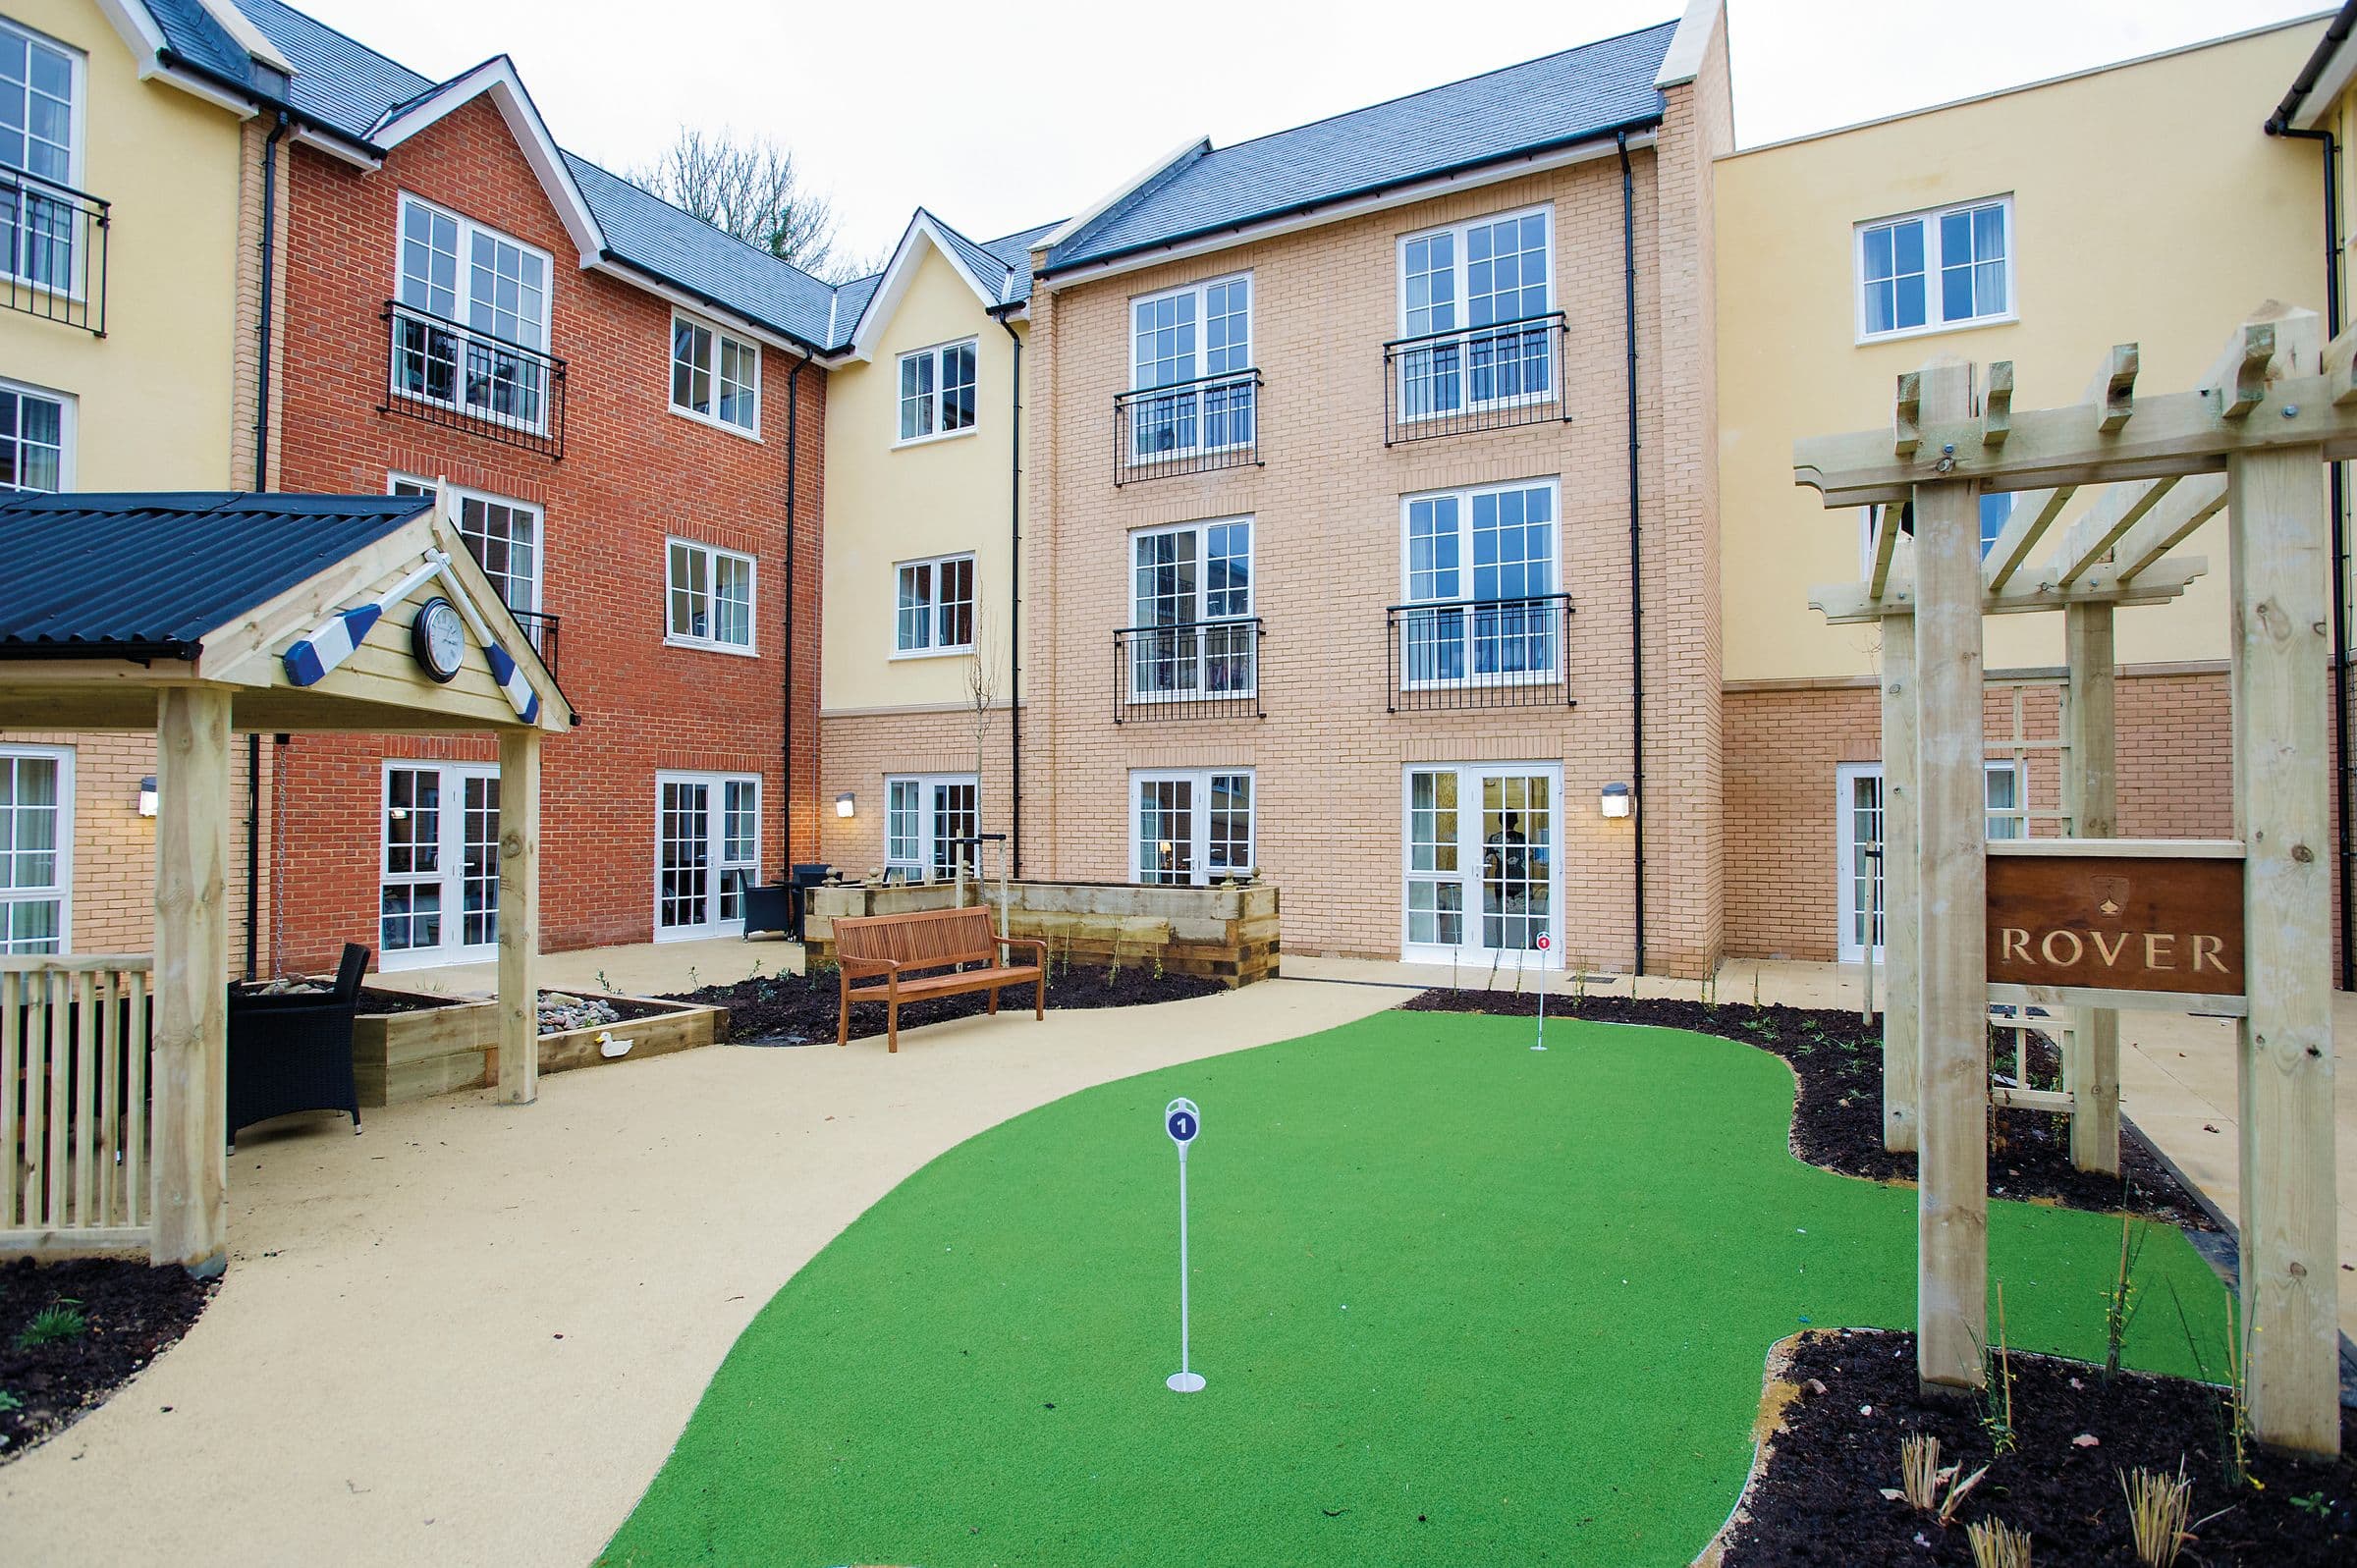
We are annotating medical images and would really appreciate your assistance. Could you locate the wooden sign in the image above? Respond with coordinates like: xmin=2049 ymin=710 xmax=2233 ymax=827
xmin=1986 ymin=843 xmax=2244 ymax=999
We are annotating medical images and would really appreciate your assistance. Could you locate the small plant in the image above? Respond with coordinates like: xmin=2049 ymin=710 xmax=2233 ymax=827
xmin=2120 ymin=1463 xmax=2194 ymax=1567
xmin=685 ymin=965 xmax=699 ymax=990
xmin=595 ymin=969 xmax=616 ymax=994
xmin=1571 ymin=966 xmax=1588 ymax=1009
xmin=1978 ymin=1284 xmax=2017 ymax=1458
xmin=2289 ymin=1490 xmax=2335 ymax=1519
xmin=1966 ymin=1516 xmax=2031 ymax=1568
xmin=1751 ymin=967 xmax=1762 ymax=1007
xmin=1151 ymin=951 xmax=1165 ymax=982
xmin=2167 ymin=1281 xmax=2256 ymax=1489
xmin=15 ymin=1301 xmax=87 ymax=1349
xmin=1896 ymin=1433 xmax=1989 ymax=1525
xmin=1698 ymin=969 xmax=1717 ymax=1010
xmin=2102 ymin=1213 xmax=2150 ymax=1379
xmin=0 ymin=1388 xmax=22 ymax=1412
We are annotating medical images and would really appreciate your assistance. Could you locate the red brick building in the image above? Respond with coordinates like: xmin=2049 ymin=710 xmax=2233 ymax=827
xmin=263 ymin=58 xmax=836 ymax=970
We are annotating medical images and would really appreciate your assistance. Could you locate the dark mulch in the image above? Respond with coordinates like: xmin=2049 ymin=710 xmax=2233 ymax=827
xmin=1400 ymin=989 xmax=2212 ymax=1229
xmin=1723 ymin=1328 xmax=2356 ymax=1566
xmin=355 ymin=987 xmax=471 ymax=1014
xmin=0 ymin=1257 xmax=214 ymax=1462
xmin=672 ymin=964 xmax=1226 ymax=1046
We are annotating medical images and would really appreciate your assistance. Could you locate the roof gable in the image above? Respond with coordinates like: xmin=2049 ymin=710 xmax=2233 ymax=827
xmin=839 ymin=213 xmax=1063 ymax=355
xmin=369 ymin=56 xmax=603 ymax=263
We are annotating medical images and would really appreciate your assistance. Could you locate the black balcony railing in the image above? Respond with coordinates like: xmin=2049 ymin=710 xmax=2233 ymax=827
xmin=1115 ymin=619 xmax=1263 ymax=722
xmin=510 ymin=609 xmax=559 ymax=676
xmin=1383 ymin=313 xmax=1568 ymax=446
xmin=1114 ymin=369 xmax=1260 ymax=485
xmin=1387 ymin=594 xmax=1574 ymax=712
xmin=382 ymin=300 xmax=567 ymax=459
xmin=0 ymin=169 xmax=106 ymax=336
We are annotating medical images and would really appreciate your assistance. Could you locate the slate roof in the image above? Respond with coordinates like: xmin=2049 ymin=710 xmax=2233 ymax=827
xmin=1042 ymin=22 xmax=1677 ymax=275
xmin=834 ymin=215 xmax=1063 ymax=335
xmin=0 ymin=492 xmax=432 ymax=659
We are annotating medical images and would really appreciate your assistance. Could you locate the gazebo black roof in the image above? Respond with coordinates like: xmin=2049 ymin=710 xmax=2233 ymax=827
xmin=0 ymin=491 xmax=432 ymax=660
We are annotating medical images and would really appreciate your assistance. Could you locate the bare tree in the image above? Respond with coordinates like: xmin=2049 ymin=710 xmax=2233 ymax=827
xmin=630 ymin=128 xmax=873 ymax=282
xmin=963 ymin=614 xmax=1008 ymax=927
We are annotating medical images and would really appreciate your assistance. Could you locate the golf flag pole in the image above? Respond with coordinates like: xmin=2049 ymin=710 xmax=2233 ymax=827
xmin=1534 ymin=933 xmax=1552 ymax=1051
xmin=1165 ymin=1098 xmax=1204 ymax=1392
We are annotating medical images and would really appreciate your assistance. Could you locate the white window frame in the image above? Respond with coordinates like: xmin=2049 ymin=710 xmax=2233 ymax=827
xmin=895 ymin=337 xmax=978 ymax=446
xmin=1126 ymin=517 xmax=1255 ymax=703
xmin=1399 ymin=761 xmax=1564 ymax=967
xmin=669 ymin=309 xmax=761 ymax=438
xmin=0 ymin=374 xmax=71 ymax=492
xmin=0 ymin=17 xmax=87 ymax=303
xmin=1835 ymin=758 xmax=2026 ymax=963
xmin=0 ymin=742 xmax=72 ymax=955
xmin=376 ymin=760 xmax=501 ymax=971
xmin=892 ymin=552 xmax=975 ymax=658
xmin=665 ymin=537 xmax=758 ymax=656
xmin=883 ymin=773 xmax=981 ymax=880
xmin=653 ymin=771 xmax=762 ymax=940
xmin=1125 ymin=273 xmax=1255 ymax=460
xmin=1854 ymin=194 xmax=2015 ymax=344
xmin=390 ymin=191 xmax=556 ymax=433
xmin=1129 ymin=768 xmax=1254 ymax=888
xmin=1398 ymin=477 xmax=1562 ymax=691
xmin=389 ymin=473 xmax=542 ymax=622
xmin=1394 ymin=203 xmax=1556 ymax=419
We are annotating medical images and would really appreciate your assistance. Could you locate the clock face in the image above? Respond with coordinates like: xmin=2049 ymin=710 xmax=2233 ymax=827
xmin=411 ymin=597 xmax=466 ymax=683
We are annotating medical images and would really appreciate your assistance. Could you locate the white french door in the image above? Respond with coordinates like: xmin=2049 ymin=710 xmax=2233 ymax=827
xmin=655 ymin=772 xmax=760 ymax=940
xmin=380 ymin=762 xmax=500 ymax=970
xmin=1836 ymin=759 xmax=2026 ymax=962
xmin=1401 ymin=763 xmax=1562 ymax=966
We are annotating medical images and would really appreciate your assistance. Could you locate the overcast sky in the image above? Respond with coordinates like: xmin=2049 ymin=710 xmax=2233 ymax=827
xmin=284 ymin=0 xmax=2328 ymax=268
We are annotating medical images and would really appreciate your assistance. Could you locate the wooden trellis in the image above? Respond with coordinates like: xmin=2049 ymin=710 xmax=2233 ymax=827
xmin=1797 ymin=301 xmax=2344 ymax=1458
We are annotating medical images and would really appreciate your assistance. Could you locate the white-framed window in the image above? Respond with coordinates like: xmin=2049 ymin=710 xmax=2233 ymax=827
xmin=671 ymin=311 xmax=760 ymax=435
xmin=1396 ymin=205 xmax=1554 ymax=420
xmin=655 ymin=772 xmax=761 ymax=937
xmin=390 ymin=476 xmax=541 ymax=629
xmin=1132 ymin=769 xmax=1253 ymax=887
xmin=1836 ymin=759 xmax=2025 ymax=962
xmin=897 ymin=339 xmax=976 ymax=443
xmin=0 ymin=376 xmax=68 ymax=491
xmin=1854 ymin=492 xmax=2014 ymax=574
xmin=0 ymin=743 xmax=70 ymax=954
xmin=666 ymin=538 xmax=756 ymax=654
xmin=894 ymin=553 xmax=974 ymax=655
xmin=1856 ymin=195 xmax=2012 ymax=341
xmin=1401 ymin=762 xmax=1560 ymax=962
xmin=0 ymin=18 xmax=82 ymax=297
xmin=884 ymin=774 xmax=979 ymax=880
xmin=379 ymin=761 xmax=500 ymax=968
xmin=1128 ymin=517 xmax=1254 ymax=701
xmin=1126 ymin=274 xmax=1254 ymax=460
xmin=392 ymin=192 xmax=555 ymax=433
xmin=1398 ymin=477 xmax=1561 ymax=687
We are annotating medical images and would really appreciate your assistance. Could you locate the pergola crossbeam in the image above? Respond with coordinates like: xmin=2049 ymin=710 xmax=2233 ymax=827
xmin=2050 ymin=476 xmax=2177 ymax=585
xmin=2087 ymin=342 xmax=2138 ymax=434
xmin=1982 ymin=360 xmax=2012 ymax=447
xmin=1983 ymin=485 xmax=2074 ymax=590
xmin=2112 ymin=474 xmax=2228 ymax=582
xmin=1810 ymin=556 xmax=2206 ymax=625
xmin=1868 ymin=502 xmax=1903 ymax=597
xmin=2204 ymin=319 xmax=2277 ymax=420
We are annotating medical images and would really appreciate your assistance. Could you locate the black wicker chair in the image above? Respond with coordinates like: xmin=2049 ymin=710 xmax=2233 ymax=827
xmin=227 ymin=943 xmax=368 ymax=1149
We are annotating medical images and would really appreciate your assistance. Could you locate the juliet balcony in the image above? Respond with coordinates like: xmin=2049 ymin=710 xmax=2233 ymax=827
xmin=1114 ymin=369 xmax=1261 ymax=485
xmin=382 ymin=300 xmax=568 ymax=460
xmin=1383 ymin=313 xmax=1568 ymax=446
xmin=1114 ymin=618 xmax=1264 ymax=722
xmin=1386 ymin=594 xmax=1574 ymax=713
xmin=0 ymin=167 xmax=106 ymax=336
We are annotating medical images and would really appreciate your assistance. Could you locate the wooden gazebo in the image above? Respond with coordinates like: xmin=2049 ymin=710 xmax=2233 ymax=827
xmin=0 ymin=488 xmax=572 ymax=1273
xmin=1798 ymin=302 xmax=2345 ymax=1456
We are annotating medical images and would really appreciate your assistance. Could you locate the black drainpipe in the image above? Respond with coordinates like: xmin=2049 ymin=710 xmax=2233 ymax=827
xmin=782 ymin=349 xmax=811 ymax=876
xmin=994 ymin=306 xmax=1024 ymax=876
xmin=2268 ymin=112 xmax=2350 ymax=989
xmin=246 ymin=111 xmax=289 ymax=979
xmin=1617 ymin=131 xmax=1646 ymax=976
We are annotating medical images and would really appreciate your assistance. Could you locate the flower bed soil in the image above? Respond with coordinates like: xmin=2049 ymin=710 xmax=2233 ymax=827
xmin=1400 ymin=990 xmax=2211 ymax=1229
xmin=349 ymin=988 xmax=676 ymax=1022
xmin=1722 ymin=1328 xmax=2355 ymax=1566
xmin=0 ymin=1257 xmax=213 ymax=1462
xmin=673 ymin=964 xmax=1226 ymax=1046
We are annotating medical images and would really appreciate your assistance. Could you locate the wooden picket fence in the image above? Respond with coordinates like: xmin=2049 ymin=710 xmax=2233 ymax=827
xmin=0 ymin=955 xmax=153 ymax=1255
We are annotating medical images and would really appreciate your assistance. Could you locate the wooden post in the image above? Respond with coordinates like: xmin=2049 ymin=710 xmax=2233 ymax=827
xmin=1881 ymin=611 xmax=1920 ymax=1152
xmin=497 ymin=730 xmax=541 ymax=1106
xmin=2062 ymin=602 xmax=2120 ymax=1174
xmin=1912 ymin=359 xmax=1988 ymax=1394
xmin=150 ymin=686 xmax=232 ymax=1273
xmin=2226 ymin=444 xmax=2340 ymax=1457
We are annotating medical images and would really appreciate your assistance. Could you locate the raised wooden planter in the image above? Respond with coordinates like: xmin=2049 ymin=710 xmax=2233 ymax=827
xmin=351 ymin=987 xmax=727 ymax=1107
xmin=803 ymin=879 xmax=1280 ymax=987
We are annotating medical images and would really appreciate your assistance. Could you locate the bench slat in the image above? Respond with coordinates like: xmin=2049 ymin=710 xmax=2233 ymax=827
xmin=834 ymin=906 xmax=1047 ymax=1052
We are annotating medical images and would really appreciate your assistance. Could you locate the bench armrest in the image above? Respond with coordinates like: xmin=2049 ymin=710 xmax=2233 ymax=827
xmin=998 ymin=937 xmax=1049 ymax=968
xmin=839 ymin=955 xmax=901 ymax=982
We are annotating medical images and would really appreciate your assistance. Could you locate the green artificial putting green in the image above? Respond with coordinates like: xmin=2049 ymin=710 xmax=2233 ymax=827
xmin=599 ymin=1011 xmax=2231 ymax=1568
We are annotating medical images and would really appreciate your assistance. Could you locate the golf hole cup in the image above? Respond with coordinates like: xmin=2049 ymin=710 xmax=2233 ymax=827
xmin=1165 ymin=1098 xmax=1205 ymax=1393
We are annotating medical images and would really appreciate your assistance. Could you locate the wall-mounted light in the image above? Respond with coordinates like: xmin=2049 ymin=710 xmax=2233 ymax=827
xmin=835 ymin=790 xmax=856 ymax=819
xmin=136 ymin=776 xmax=158 ymax=818
xmin=1600 ymin=782 xmax=1632 ymax=820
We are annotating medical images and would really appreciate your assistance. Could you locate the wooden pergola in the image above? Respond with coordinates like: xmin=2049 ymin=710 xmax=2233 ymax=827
xmin=1797 ymin=302 xmax=2345 ymax=1457
xmin=0 ymin=487 xmax=572 ymax=1273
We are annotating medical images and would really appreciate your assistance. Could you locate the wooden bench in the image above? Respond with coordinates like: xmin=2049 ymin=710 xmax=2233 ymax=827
xmin=834 ymin=906 xmax=1048 ymax=1053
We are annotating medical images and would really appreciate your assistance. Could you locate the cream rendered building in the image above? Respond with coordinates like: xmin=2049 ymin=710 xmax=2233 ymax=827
xmin=817 ymin=212 xmax=1053 ymax=883
xmin=1715 ymin=15 xmax=2328 ymax=964
xmin=0 ymin=0 xmax=280 ymax=961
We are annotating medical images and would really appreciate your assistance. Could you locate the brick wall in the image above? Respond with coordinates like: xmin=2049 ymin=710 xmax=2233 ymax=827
xmin=1723 ymin=666 xmax=2235 ymax=960
xmin=268 ymin=97 xmax=825 ymax=971
xmin=816 ymin=706 xmax=1017 ymax=879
